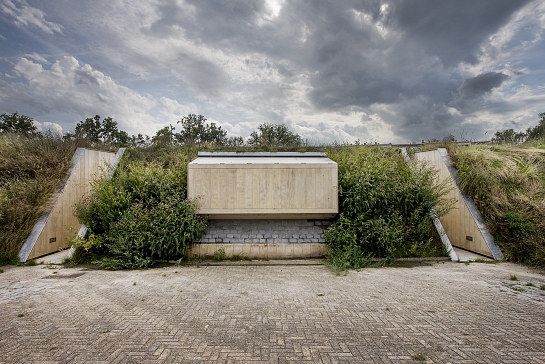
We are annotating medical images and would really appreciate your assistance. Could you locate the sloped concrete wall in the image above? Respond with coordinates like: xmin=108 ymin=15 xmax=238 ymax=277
xmin=415 ymin=148 xmax=503 ymax=259
xmin=18 ymin=148 xmax=123 ymax=261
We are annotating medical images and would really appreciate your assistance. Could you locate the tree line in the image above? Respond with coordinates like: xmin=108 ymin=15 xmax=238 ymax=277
xmin=2 ymin=111 xmax=544 ymax=147
xmin=491 ymin=112 xmax=545 ymax=144
xmin=0 ymin=112 xmax=304 ymax=148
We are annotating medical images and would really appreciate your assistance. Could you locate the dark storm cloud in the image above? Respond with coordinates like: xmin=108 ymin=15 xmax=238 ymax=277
xmin=450 ymin=72 xmax=509 ymax=112
xmin=387 ymin=0 xmax=531 ymax=68
xmin=142 ymin=0 xmax=528 ymax=119
xmin=302 ymin=0 xmax=528 ymax=110
xmin=459 ymin=72 xmax=509 ymax=98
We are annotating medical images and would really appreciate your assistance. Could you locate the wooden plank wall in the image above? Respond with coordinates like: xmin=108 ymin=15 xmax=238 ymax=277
xmin=188 ymin=163 xmax=338 ymax=219
xmin=415 ymin=149 xmax=493 ymax=257
xmin=25 ymin=149 xmax=117 ymax=260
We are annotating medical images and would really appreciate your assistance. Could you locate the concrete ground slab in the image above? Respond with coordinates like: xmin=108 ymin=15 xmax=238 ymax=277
xmin=1 ymin=261 xmax=544 ymax=363
xmin=453 ymin=247 xmax=494 ymax=262
xmin=195 ymin=257 xmax=450 ymax=267
xmin=31 ymin=249 xmax=70 ymax=265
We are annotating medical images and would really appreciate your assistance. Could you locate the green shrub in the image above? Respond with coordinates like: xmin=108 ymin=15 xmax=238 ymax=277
xmin=94 ymin=197 xmax=206 ymax=269
xmin=325 ymin=146 xmax=451 ymax=270
xmin=76 ymin=156 xmax=207 ymax=269
xmin=77 ymin=157 xmax=189 ymax=233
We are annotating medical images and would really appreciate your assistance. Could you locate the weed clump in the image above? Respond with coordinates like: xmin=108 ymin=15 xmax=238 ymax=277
xmin=411 ymin=354 xmax=426 ymax=361
xmin=214 ymin=248 xmax=227 ymax=261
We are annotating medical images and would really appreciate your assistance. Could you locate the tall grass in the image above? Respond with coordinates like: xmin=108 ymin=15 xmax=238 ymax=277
xmin=449 ymin=145 xmax=545 ymax=265
xmin=0 ymin=134 xmax=77 ymax=263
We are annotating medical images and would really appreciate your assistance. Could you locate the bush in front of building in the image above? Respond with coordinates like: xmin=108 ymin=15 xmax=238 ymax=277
xmin=325 ymin=146 xmax=452 ymax=271
xmin=74 ymin=155 xmax=207 ymax=269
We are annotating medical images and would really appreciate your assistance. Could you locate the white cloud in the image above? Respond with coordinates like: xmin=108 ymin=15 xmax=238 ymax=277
xmin=1 ymin=1 xmax=543 ymax=143
xmin=264 ymin=0 xmax=285 ymax=18
xmin=33 ymin=120 xmax=63 ymax=136
xmin=0 ymin=0 xmax=64 ymax=34
xmin=25 ymin=52 xmax=48 ymax=64
xmin=158 ymin=97 xmax=198 ymax=124
xmin=461 ymin=1 xmax=545 ymax=77
xmin=159 ymin=96 xmax=196 ymax=115
xmin=6 ymin=56 xmax=201 ymax=136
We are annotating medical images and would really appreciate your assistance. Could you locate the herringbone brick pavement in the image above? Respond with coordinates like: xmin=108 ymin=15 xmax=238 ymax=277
xmin=0 ymin=261 xmax=544 ymax=363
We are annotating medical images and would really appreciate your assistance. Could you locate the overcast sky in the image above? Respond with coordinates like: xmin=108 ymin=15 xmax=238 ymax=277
xmin=1 ymin=0 xmax=544 ymax=143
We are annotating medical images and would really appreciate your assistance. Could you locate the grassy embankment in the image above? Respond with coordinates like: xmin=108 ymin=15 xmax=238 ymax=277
xmin=449 ymin=143 xmax=545 ymax=266
xmin=0 ymin=140 xmax=452 ymax=268
xmin=0 ymin=134 xmax=118 ymax=264
xmin=0 ymin=135 xmax=76 ymax=264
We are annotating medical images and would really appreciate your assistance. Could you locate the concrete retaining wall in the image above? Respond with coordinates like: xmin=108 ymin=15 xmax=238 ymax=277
xmin=415 ymin=148 xmax=503 ymax=259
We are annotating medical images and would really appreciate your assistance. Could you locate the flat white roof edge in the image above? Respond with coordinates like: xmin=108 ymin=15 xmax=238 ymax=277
xmin=190 ymin=157 xmax=336 ymax=165
xmin=197 ymin=152 xmax=326 ymax=157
